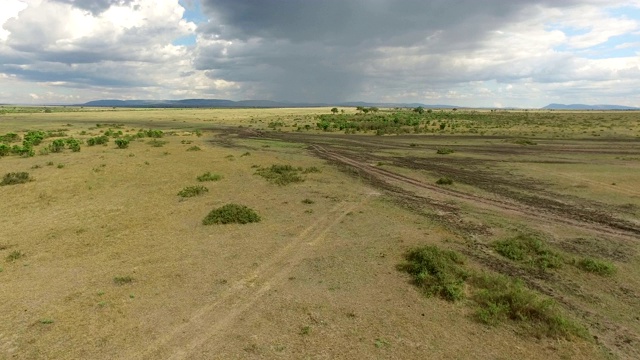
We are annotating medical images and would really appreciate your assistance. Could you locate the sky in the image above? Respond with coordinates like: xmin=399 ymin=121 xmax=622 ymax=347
xmin=0 ymin=0 xmax=639 ymax=107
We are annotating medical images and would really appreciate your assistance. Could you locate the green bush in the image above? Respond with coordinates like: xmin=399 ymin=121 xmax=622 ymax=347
xmin=6 ymin=250 xmax=25 ymax=262
xmin=115 ymin=138 xmax=130 ymax=149
xmin=0 ymin=132 xmax=20 ymax=143
xmin=398 ymin=246 xmax=468 ymax=301
xmin=177 ymin=185 xmax=209 ymax=198
xmin=197 ymin=172 xmax=222 ymax=182
xmin=0 ymin=144 xmax=10 ymax=156
xmin=87 ymin=135 xmax=109 ymax=146
xmin=436 ymin=177 xmax=453 ymax=185
xmin=1 ymin=172 xmax=31 ymax=186
xmin=576 ymin=258 xmax=616 ymax=276
xmin=65 ymin=138 xmax=81 ymax=152
xmin=186 ymin=146 xmax=201 ymax=151
xmin=24 ymin=131 xmax=46 ymax=145
xmin=48 ymin=139 xmax=66 ymax=153
xmin=255 ymin=164 xmax=305 ymax=186
xmin=493 ymin=234 xmax=563 ymax=270
xmin=203 ymin=204 xmax=261 ymax=225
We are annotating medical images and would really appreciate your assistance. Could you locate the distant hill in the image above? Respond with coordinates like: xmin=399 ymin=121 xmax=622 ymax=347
xmin=542 ymin=103 xmax=639 ymax=110
xmin=79 ymin=99 xmax=462 ymax=109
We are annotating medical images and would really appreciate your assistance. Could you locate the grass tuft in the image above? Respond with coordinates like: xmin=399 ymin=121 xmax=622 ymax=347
xmin=177 ymin=185 xmax=209 ymax=198
xmin=6 ymin=250 xmax=25 ymax=262
xmin=1 ymin=172 xmax=31 ymax=186
xmin=576 ymin=257 xmax=616 ymax=276
xmin=203 ymin=204 xmax=261 ymax=225
xmin=113 ymin=276 xmax=134 ymax=285
xmin=197 ymin=172 xmax=222 ymax=182
xmin=436 ymin=148 xmax=455 ymax=154
xmin=436 ymin=177 xmax=453 ymax=185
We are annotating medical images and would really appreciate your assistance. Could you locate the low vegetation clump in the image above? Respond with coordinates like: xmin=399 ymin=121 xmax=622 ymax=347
xmin=87 ymin=135 xmax=109 ymax=146
xmin=6 ymin=250 xmax=25 ymax=262
xmin=493 ymin=234 xmax=563 ymax=270
xmin=511 ymin=139 xmax=537 ymax=146
xmin=196 ymin=172 xmax=222 ymax=182
xmin=302 ymin=198 xmax=315 ymax=204
xmin=48 ymin=139 xmax=66 ymax=153
xmin=1 ymin=172 xmax=31 ymax=186
xmin=436 ymin=177 xmax=453 ymax=185
xmin=255 ymin=164 xmax=305 ymax=185
xmin=115 ymin=138 xmax=130 ymax=149
xmin=399 ymin=245 xmax=585 ymax=339
xmin=203 ymin=204 xmax=261 ymax=225
xmin=576 ymin=258 xmax=616 ymax=276
xmin=471 ymin=273 xmax=586 ymax=339
xmin=148 ymin=139 xmax=168 ymax=147
xmin=186 ymin=146 xmax=201 ymax=151
xmin=177 ymin=185 xmax=209 ymax=198
xmin=436 ymin=148 xmax=455 ymax=155
xmin=113 ymin=276 xmax=134 ymax=285
xmin=398 ymin=246 xmax=469 ymax=301
xmin=302 ymin=166 xmax=321 ymax=174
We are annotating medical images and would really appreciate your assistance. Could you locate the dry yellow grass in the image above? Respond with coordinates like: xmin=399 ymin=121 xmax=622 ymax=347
xmin=3 ymin=108 xmax=637 ymax=359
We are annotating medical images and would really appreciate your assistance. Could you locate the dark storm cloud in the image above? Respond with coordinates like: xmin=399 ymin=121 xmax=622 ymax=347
xmin=194 ymin=0 xmax=596 ymax=102
xmin=52 ymin=0 xmax=136 ymax=15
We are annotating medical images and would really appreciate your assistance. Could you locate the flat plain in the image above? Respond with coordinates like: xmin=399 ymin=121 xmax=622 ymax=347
xmin=1 ymin=106 xmax=639 ymax=359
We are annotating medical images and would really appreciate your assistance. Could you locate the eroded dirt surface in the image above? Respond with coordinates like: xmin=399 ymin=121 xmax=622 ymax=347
xmin=219 ymin=129 xmax=640 ymax=359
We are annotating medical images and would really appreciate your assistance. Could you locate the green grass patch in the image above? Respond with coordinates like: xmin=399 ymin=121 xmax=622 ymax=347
xmin=576 ymin=258 xmax=616 ymax=276
xmin=203 ymin=204 xmax=261 ymax=225
xmin=186 ymin=146 xmax=201 ymax=151
xmin=1 ymin=172 xmax=31 ymax=186
xmin=255 ymin=164 xmax=305 ymax=185
xmin=196 ymin=172 xmax=222 ymax=182
xmin=436 ymin=177 xmax=453 ymax=185
xmin=178 ymin=185 xmax=209 ymax=198
xmin=436 ymin=148 xmax=455 ymax=154
xmin=493 ymin=234 xmax=563 ymax=270
xmin=471 ymin=273 xmax=586 ymax=338
xmin=398 ymin=246 xmax=468 ymax=301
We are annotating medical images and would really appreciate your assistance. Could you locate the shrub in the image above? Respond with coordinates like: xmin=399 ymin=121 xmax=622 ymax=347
xmin=436 ymin=148 xmax=455 ymax=154
xmin=436 ymin=177 xmax=453 ymax=185
xmin=493 ymin=234 xmax=563 ymax=270
xmin=302 ymin=198 xmax=315 ymax=204
xmin=87 ymin=136 xmax=109 ymax=146
xmin=576 ymin=258 xmax=616 ymax=276
xmin=146 ymin=129 xmax=164 ymax=138
xmin=115 ymin=138 xmax=130 ymax=149
xmin=1 ymin=172 xmax=31 ymax=186
xmin=255 ymin=164 xmax=305 ymax=185
xmin=48 ymin=139 xmax=66 ymax=153
xmin=203 ymin=204 xmax=261 ymax=225
xmin=398 ymin=246 xmax=468 ymax=301
xmin=0 ymin=132 xmax=20 ymax=143
xmin=186 ymin=146 xmax=201 ymax=151
xmin=0 ymin=144 xmax=10 ymax=156
xmin=24 ymin=131 xmax=46 ymax=145
xmin=65 ymin=138 xmax=81 ymax=152
xmin=177 ymin=185 xmax=209 ymax=198
xmin=197 ymin=172 xmax=222 ymax=182
xmin=302 ymin=166 xmax=321 ymax=174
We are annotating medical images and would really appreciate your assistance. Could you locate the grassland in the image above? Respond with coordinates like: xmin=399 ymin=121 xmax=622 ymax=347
xmin=0 ymin=106 xmax=639 ymax=359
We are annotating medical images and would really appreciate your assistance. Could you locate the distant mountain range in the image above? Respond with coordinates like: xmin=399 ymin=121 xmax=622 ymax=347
xmin=76 ymin=99 xmax=639 ymax=110
xmin=542 ymin=103 xmax=639 ymax=110
xmin=79 ymin=99 xmax=459 ymax=109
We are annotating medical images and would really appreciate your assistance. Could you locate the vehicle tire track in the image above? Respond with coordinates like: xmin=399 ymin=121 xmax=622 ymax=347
xmin=310 ymin=144 xmax=640 ymax=240
xmin=133 ymin=194 xmax=374 ymax=359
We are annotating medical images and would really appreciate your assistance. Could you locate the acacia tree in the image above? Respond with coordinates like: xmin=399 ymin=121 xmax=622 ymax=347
xmin=331 ymin=107 xmax=339 ymax=114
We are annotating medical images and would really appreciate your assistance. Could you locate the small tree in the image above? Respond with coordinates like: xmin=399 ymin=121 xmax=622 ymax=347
xmin=414 ymin=106 xmax=425 ymax=114
xmin=331 ymin=107 xmax=338 ymax=114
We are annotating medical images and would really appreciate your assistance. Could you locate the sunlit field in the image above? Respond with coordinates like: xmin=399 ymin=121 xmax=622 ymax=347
xmin=1 ymin=106 xmax=639 ymax=359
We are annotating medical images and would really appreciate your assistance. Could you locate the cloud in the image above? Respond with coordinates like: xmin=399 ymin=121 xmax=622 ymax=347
xmin=0 ymin=0 xmax=639 ymax=106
